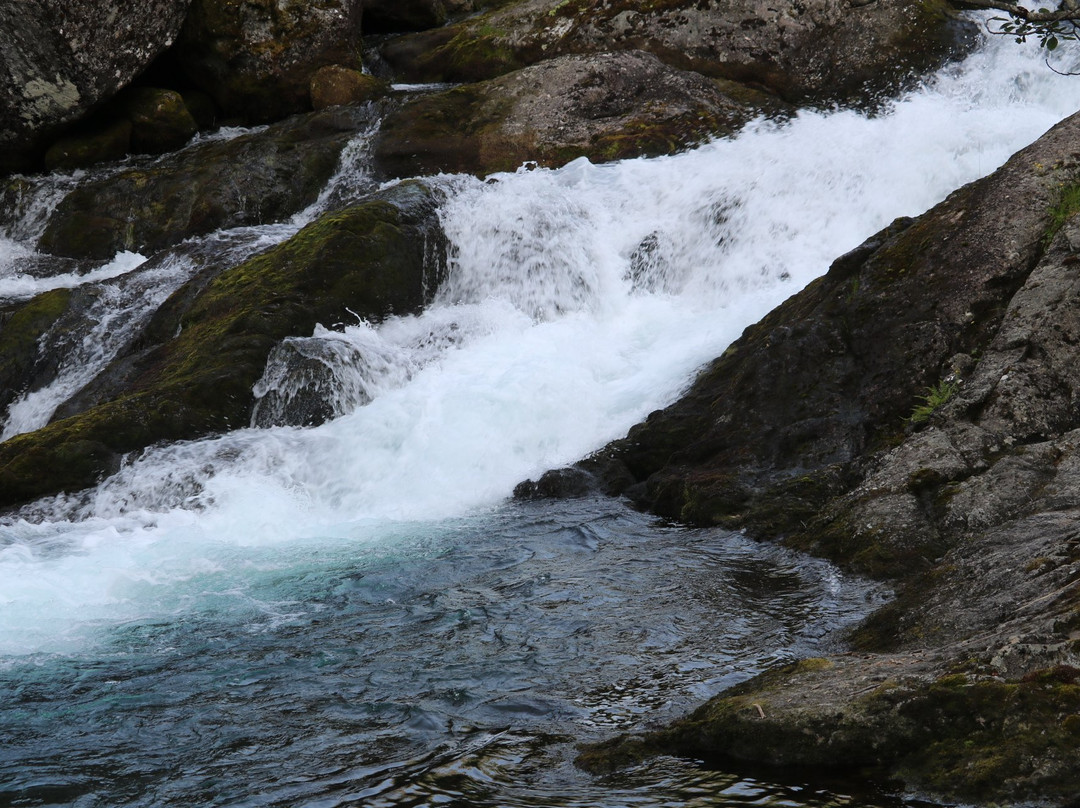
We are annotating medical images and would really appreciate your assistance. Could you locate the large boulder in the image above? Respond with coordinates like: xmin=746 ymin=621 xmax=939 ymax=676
xmin=381 ymin=0 xmax=974 ymax=105
xmin=375 ymin=50 xmax=789 ymax=177
xmin=0 ymin=181 xmax=446 ymax=506
xmin=0 ymin=0 xmax=192 ymax=174
xmin=37 ymin=104 xmax=379 ymax=260
xmin=570 ymin=110 xmax=1080 ymax=804
xmin=172 ymin=0 xmax=365 ymax=122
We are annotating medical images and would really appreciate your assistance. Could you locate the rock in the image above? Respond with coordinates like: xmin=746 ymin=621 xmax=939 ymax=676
xmin=0 ymin=288 xmax=73 ymax=423
xmin=43 ymin=119 xmax=133 ymax=172
xmin=173 ymin=0 xmax=365 ymax=123
xmin=363 ymin=0 xmax=448 ymax=32
xmin=250 ymin=335 xmax=379 ymax=427
xmin=310 ymin=66 xmax=390 ymax=110
xmin=0 ymin=181 xmax=447 ymax=506
xmin=375 ymin=50 xmax=789 ymax=176
xmin=0 ymin=0 xmax=192 ymax=174
xmin=380 ymin=0 xmax=974 ymax=105
xmin=513 ymin=467 xmax=595 ymax=499
xmin=38 ymin=105 xmax=379 ymax=260
xmin=117 ymin=87 xmax=199 ymax=154
xmin=572 ymin=108 xmax=1080 ymax=804
xmin=180 ymin=90 xmax=218 ymax=130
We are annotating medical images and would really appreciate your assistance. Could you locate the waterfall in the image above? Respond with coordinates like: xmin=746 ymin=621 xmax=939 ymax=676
xmin=3 ymin=31 xmax=1080 ymax=651
xmin=1 ymin=28 xmax=1079 ymax=807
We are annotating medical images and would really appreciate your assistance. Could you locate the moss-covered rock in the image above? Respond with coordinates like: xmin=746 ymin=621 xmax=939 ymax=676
xmin=117 ymin=87 xmax=200 ymax=154
xmin=376 ymin=50 xmax=789 ymax=177
xmin=381 ymin=0 xmax=974 ymax=106
xmin=43 ymin=119 xmax=133 ymax=172
xmin=172 ymin=0 xmax=365 ymax=123
xmin=628 ymin=663 xmax=1080 ymax=805
xmin=0 ymin=181 xmax=446 ymax=507
xmin=37 ymin=105 xmax=377 ymax=260
xmin=310 ymin=66 xmax=390 ymax=110
xmin=0 ymin=288 xmax=73 ymax=419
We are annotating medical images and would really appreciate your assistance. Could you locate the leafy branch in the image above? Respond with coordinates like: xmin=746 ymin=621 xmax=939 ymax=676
xmin=953 ymin=0 xmax=1080 ymax=56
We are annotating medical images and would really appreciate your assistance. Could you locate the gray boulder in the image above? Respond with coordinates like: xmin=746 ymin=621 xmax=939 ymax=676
xmin=0 ymin=0 xmax=192 ymax=173
xmin=376 ymin=50 xmax=790 ymax=177
xmin=381 ymin=0 xmax=975 ymax=105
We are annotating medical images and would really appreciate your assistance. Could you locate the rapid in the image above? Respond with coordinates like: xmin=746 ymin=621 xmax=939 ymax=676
xmin=1 ymin=27 xmax=1078 ymax=807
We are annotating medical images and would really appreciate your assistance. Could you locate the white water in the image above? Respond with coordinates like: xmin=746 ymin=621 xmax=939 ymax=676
xmin=3 ymin=32 xmax=1080 ymax=655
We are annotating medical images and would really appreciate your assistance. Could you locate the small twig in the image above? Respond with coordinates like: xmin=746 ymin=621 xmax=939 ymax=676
xmin=752 ymin=703 xmax=766 ymax=719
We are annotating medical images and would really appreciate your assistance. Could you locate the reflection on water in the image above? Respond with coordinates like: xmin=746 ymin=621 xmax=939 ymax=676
xmin=0 ymin=498 xmax=899 ymax=808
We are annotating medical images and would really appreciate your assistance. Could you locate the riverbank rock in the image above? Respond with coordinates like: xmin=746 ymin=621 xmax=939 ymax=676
xmin=380 ymin=0 xmax=974 ymax=105
xmin=37 ymin=105 xmax=379 ymax=260
xmin=310 ymin=66 xmax=390 ymax=111
xmin=569 ymin=110 xmax=1080 ymax=803
xmin=0 ymin=181 xmax=447 ymax=507
xmin=376 ymin=50 xmax=788 ymax=176
xmin=0 ymin=0 xmax=192 ymax=174
xmin=172 ymin=0 xmax=365 ymax=122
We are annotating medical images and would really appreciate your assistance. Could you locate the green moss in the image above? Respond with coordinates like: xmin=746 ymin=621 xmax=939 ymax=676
xmin=0 ymin=185 xmax=442 ymax=507
xmin=1044 ymin=182 xmax=1080 ymax=248
xmin=0 ymin=288 xmax=73 ymax=406
xmin=889 ymin=673 xmax=1080 ymax=801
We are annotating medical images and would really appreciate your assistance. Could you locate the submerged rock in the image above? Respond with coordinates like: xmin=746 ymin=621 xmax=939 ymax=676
xmin=0 ymin=181 xmax=447 ymax=506
xmin=0 ymin=0 xmax=192 ymax=173
xmin=37 ymin=105 xmax=378 ymax=260
xmin=376 ymin=50 xmax=788 ymax=176
xmin=575 ymin=110 xmax=1080 ymax=804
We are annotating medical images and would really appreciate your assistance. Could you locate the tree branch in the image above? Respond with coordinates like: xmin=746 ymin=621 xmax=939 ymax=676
xmin=951 ymin=0 xmax=1080 ymax=23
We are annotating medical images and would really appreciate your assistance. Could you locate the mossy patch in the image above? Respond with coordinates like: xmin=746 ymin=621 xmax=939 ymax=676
xmin=1044 ymin=182 xmax=1080 ymax=248
xmin=0 ymin=183 xmax=444 ymax=507
xmin=0 ymin=288 xmax=73 ymax=411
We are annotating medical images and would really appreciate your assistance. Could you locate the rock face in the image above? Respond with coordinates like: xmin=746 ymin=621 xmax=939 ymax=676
xmin=0 ymin=181 xmax=447 ymax=506
xmin=381 ymin=0 xmax=973 ymax=104
xmin=172 ymin=0 xmax=365 ymax=123
xmin=309 ymin=66 xmax=390 ymax=111
xmin=569 ymin=111 xmax=1080 ymax=804
xmin=376 ymin=50 xmax=789 ymax=177
xmin=0 ymin=0 xmax=192 ymax=173
xmin=37 ymin=105 xmax=378 ymax=260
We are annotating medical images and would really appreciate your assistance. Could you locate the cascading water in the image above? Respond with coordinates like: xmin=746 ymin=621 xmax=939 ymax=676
xmin=2 ymin=29 xmax=1080 ymax=807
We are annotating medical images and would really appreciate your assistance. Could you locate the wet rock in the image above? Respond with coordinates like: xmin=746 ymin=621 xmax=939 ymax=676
xmin=117 ymin=87 xmax=199 ymax=154
xmin=376 ymin=50 xmax=788 ymax=176
xmin=310 ymin=66 xmax=390 ymax=110
xmin=250 ymin=334 xmax=388 ymax=428
xmin=0 ymin=288 xmax=73 ymax=424
xmin=173 ymin=0 xmax=365 ymax=123
xmin=0 ymin=181 xmax=447 ymax=506
xmin=0 ymin=0 xmax=192 ymax=174
xmin=513 ymin=467 xmax=595 ymax=500
xmin=380 ymin=0 xmax=974 ymax=105
xmin=43 ymin=119 xmax=133 ymax=172
xmin=38 ymin=105 xmax=378 ymax=260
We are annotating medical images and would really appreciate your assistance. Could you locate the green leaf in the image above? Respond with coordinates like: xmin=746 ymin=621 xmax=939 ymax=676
xmin=1048 ymin=35 xmax=1059 ymax=49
